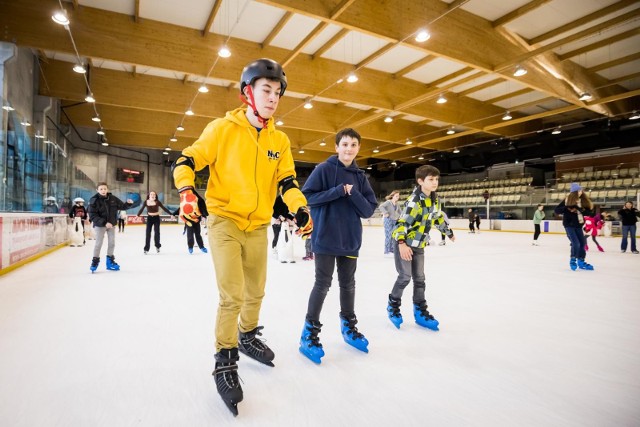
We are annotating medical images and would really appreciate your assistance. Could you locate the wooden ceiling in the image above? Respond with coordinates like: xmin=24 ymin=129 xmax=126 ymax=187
xmin=2 ymin=0 xmax=639 ymax=167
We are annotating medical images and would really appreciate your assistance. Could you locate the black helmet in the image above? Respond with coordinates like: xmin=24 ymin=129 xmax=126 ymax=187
xmin=240 ymin=58 xmax=287 ymax=96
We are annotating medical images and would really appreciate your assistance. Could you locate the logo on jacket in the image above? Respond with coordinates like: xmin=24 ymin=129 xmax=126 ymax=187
xmin=267 ymin=150 xmax=280 ymax=160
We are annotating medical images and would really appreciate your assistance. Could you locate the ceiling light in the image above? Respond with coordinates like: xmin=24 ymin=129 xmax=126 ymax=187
xmin=298 ymin=149 xmax=305 ymax=154
xmin=390 ymin=161 xmax=397 ymax=167
xmin=164 ymin=146 xmax=172 ymax=152
xmin=502 ymin=111 xmax=512 ymax=121
xmin=418 ymin=155 xmax=425 ymax=160
xmin=405 ymin=139 xmax=412 ymax=145
xmin=73 ymin=64 xmax=86 ymax=74
xmin=275 ymin=119 xmax=284 ymax=126
xmin=21 ymin=120 xmax=31 ymax=126
xmin=101 ymin=141 xmax=109 ymax=147
xmin=35 ymin=132 xmax=45 ymax=139
xmin=515 ymin=159 xmax=519 ymax=164
xmin=629 ymin=111 xmax=640 ymax=120
xmin=198 ymin=84 xmax=209 ymax=93
xmin=176 ymin=125 xmax=184 ymax=131
xmin=366 ymin=166 xmax=372 ymax=170
xmin=51 ymin=10 xmax=69 ymax=26
xmin=170 ymin=137 xmax=177 ymax=142
xmin=91 ymin=116 xmax=101 ymax=122
xmin=453 ymin=147 xmax=460 ymax=154
xmin=162 ymin=151 xmax=169 ymax=155
xmin=579 ymin=92 xmax=592 ymax=101
xmin=304 ymin=100 xmax=313 ymax=109
xmin=319 ymin=139 xmax=326 ymax=146
xmin=218 ymin=46 xmax=231 ymax=58
xmin=97 ymin=130 xmax=105 ymax=135
xmin=415 ymin=30 xmax=430 ymax=42
xmin=384 ymin=116 xmax=393 ymax=123
xmin=551 ymin=127 xmax=561 ymax=135
xmin=346 ymin=73 xmax=358 ymax=83
xmin=372 ymin=147 xmax=380 ymax=153
xmin=513 ymin=65 xmax=527 ymax=77
xmin=446 ymin=126 xmax=455 ymax=135
xmin=436 ymin=94 xmax=447 ymax=104
xmin=185 ymin=109 xmax=194 ymax=116
xmin=2 ymin=105 xmax=14 ymax=111
xmin=85 ymin=93 xmax=96 ymax=103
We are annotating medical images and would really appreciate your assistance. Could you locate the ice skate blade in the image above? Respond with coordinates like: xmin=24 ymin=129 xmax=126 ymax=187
xmin=299 ymin=347 xmax=323 ymax=364
xmin=344 ymin=340 xmax=369 ymax=353
xmin=238 ymin=348 xmax=275 ymax=367
xmin=415 ymin=320 xmax=439 ymax=331
xmin=223 ymin=400 xmax=239 ymax=417
xmin=388 ymin=316 xmax=402 ymax=329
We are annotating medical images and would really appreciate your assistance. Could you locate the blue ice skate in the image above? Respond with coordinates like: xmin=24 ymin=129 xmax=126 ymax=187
xmin=200 ymin=247 xmax=208 ymax=253
xmin=413 ymin=303 xmax=439 ymax=331
xmin=106 ymin=255 xmax=120 ymax=271
xmin=90 ymin=257 xmax=100 ymax=273
xmin=570 ymin=257 xmax=578 ymax=271
xmin=340 ymin=315 xmax=369 ymax=353
xmin=188 ymin=247 xmax=193 ymax=254
xmin=299 ymin=320 xmax=324 ymax=364
xmin=387 ymin=294 xmax=403 ymax=329
xmin=578 ymin=259 xmax=594 ymax=270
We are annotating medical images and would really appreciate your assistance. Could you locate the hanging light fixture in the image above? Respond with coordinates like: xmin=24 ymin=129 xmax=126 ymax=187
xmin=405 ymin=139 xmax=412 ymax=145
xmin=513 ymin=65 xmax=527 ymax=77
xmin=101 ymin=141 xmax=109 ymax=147
xmin=198 ymin=84 xmax=209 ymax=93
xmin=218 ymin=46 xmax=231 ymax=58
xmin=2 ymin=105 xmax=14 ymax=111
xmin=185 ymin=108 xmax=194 ymax=116
xmin=73 ymin=63 xmax=87 ymax=74
xmin=275 ymin=119 xmax=284 ymax=126
xmin=52 ymin=10 xmax=69 ymax=26
xmin=629 ymin=111 xmax=640 ymax=120
xmin=415 ymin=30 xmax=430 ymax=42
xmin=446 ymin=126 xmax=455 ymax=135
xmin=551 ymin=127 xmax=562 ymax=135
xmin=502 ymin=111 xmax=512 ymax=121
xmin=298 ymin=148 xmax=305 ymax=154
xmin=85 ymin=93 xmax=96 ymax=103
xmin=366 ymin=165 xmax=372 ymax=170
xmin=97 ymin=129 xmax=105 ymax=136
xmin=346 ymin=72 xmax=358 ymax=83
xmin=418 ymin=155 xmax=425 ymax=160
xmin=319 ymin=139 xmax=326 ymax=147
xmin=303 ymin=99 xmax=313 ymax=109
xmin=384 ymin=116 xmax=393 ymax=123
xmin=162 ymin=150 xmax=169 ymax=155
xmin=164 ymin=146 xmax=172 ymax=152
xmin=170 ymin=137 xmax=177 ymax=142
xmin=372 ymin=147 xmax=380 ymax=153
xmin=20 ymin=120 xmax=31 ymax=126
xmin=91 ymin=116 xmax=101 ymax=122
xmin=35 ymin=131 xmax=45 ymax=139
xmin=453 ymin=147 xmax=460 ymax=154
xmin=390 ymin=161 xmax=397 ymax=167
xmin=176 ymin=125 xmax=184 ymax=131
xmin=436 ymin=94 xmax=447 ymax=104
xmin=579 ymin=92 xmax=592 ymax=101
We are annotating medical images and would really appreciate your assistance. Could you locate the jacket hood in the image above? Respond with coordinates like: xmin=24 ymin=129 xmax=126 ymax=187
xmin=224 ymin=107 xmax=275 ymax=131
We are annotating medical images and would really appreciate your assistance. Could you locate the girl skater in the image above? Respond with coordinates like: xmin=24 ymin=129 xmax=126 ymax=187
xmin=583 ymin=212 xmax=604 ymax=252
xmin=554 ymin=183 xmax=594 ymax=271
xmin=137 ymin=190 xmax=174 ymax=254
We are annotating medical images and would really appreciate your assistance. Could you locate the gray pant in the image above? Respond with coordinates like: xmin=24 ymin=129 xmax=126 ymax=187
xmin=93 ymin=226 xmax=116 ymax=258
xmin=391 ymin=242 xmax=426 ymax=304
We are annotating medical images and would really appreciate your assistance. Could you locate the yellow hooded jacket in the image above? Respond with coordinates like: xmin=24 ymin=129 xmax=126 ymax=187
xmin=173 ymin=108 xmax=307 ymax=232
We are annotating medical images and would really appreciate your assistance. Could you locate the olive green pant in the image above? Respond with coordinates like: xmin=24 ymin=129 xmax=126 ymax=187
xmin=207 ymin=215 xmax=268 ymax=351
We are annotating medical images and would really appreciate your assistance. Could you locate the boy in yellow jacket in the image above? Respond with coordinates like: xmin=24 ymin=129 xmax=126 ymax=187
xmin=173 ymin=58 xmax=312 ymax=416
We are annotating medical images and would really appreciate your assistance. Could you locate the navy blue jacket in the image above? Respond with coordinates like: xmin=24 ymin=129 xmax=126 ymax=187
xmin=89 ymin=193 xmax=133 ymax=227
xmin=302 ymin=155 xmax=377 ymax=256
xmin=555 ymin=199 xmax=592 ymax=228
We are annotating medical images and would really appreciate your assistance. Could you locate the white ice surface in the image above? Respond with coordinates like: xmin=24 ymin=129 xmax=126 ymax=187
xmin=0 ymin=225 xmax=639 ymax=427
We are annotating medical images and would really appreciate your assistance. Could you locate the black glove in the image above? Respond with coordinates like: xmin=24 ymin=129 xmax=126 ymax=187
xmin=294 ymin=206 xmax=313 ymax=239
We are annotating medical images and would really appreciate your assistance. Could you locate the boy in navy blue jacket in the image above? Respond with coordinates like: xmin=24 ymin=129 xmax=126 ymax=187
xmin=299 ymin=128 xmax=378 ymax=364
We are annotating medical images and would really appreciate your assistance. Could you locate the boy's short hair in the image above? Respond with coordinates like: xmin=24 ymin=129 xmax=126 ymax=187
xmin=335 ymin=128 xmax=361 ymax=145
xmin=97 ymin=182 xmax=108 ymax=188
xmin=415 ymin=165 xmax=440 ymax=181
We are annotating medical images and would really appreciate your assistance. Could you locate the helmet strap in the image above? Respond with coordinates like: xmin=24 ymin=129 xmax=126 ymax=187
xmin=239 ymin=85 xmax=268 ymax=128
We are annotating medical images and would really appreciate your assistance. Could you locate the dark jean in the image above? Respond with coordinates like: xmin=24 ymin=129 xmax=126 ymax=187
xmin=144 ymin=215 xmax=161 ymax=251
xmin=391 ymin=242 xmax=426 ymax=304
xmin=564 ymin=226 xmax=587 ymax=259
xmin=533 ymin=223 xmax=541 ymax=240
xmin=306 ymin=254 xmax=357 ymax=322
xmin=186 ymin=221 xmax=204 ymax=249
xmin=621 ymin=225 xmax=637 ymax=252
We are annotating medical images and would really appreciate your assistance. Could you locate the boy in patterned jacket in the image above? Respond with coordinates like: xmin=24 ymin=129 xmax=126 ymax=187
xmin=386 ymin=165 xmax=455 ymax=330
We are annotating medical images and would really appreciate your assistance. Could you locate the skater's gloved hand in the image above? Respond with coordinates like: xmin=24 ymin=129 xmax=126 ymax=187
xmin=295 ymin=206 xmax=313 ymax=240
xmin=179 ymin=187 xmax=201 ymax=226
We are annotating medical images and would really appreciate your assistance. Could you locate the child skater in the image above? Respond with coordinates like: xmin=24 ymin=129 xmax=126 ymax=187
xmin=173 ymin=197 xmax=208 ymax=254
xmin=379 ymin=190 xmax=402 ymax=256
xmin=298 ymin=128 xmax=378 ymax=364
xmin=69 ymin=197 xmax=88 ymax=246
xmin=554 ymin=183 xmax=594 ymax=271
xmin=88 ymin=182 xmax=133 ymax=272
xmin=583 ymin=212 xmax=604 ymax=252
xmin=387 ymin=165 xmax=455 ymax=330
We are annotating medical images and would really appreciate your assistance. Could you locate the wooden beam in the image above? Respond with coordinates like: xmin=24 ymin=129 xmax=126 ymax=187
xmin=72 ymin=0 xmax=79 ymax=10
xmin=456 ymin=77 xmax=503 ymax=97
xmin=330 ymin=0 xmax=357 ymax=19
xmin=282 ymin=22 xmax=328 ymax=68
xmin=492 ymin=0 xmax=552 ymax=27
xmin=356 ymin=42 xmax=395 ymax=69
xmin=587 ymin=52 xmax=640 ymax=73
xmin=134 ymin=0 xmax=140 ymax=23
xmin=202 ymin=0 xmax=223 ymax=37
xmin=312 ymin=28 xmax=348 ymax=58
xmin=557 ymin=28 xmax=640 ymax=61
xmin=485 ymin=88 xmax=533 ymax=105
xmin=393 ymin=55 xmax=436 ymax=78
xmin=261 ymin=11 xmax=292 ymax=47
xmin=529 ymin=0 xmax=638 ymax=45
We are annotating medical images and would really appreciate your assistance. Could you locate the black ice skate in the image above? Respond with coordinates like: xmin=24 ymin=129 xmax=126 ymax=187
xmin=238 ymin=326 xmax=275 ymax=367
xmin=212 ymin=348 xmax=243 ymax=417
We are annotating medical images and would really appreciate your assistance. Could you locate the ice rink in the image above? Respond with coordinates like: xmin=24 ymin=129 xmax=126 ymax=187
xmin=1 ymin=223 xmax=639 ymax=427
